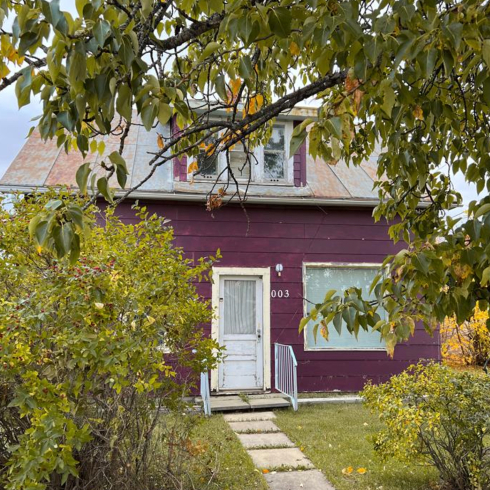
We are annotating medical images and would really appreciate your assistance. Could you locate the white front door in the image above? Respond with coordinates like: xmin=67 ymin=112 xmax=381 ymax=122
xmin=218 ymin=275 xmax=264 ymax=391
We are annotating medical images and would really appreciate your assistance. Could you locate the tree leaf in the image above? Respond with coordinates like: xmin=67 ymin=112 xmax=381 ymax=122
xmin=475 ymin=203 xmax=490 ymax=219
xmin=76 ymin=162 xmax=91 ymax=194
xmin=157 ymin=102 xmax=172 ymax=126
xmin=141 ymin=0 xmax=153 ymax=18
xmin=238 ymin=55 xmax=253 ymax=80
xmin=289 ymin=128 xmax=307 ymax=156
xmin=268 ymin=7 xmax=292 ymax=38
xmin=201 ymin=41 xmax=221 ymax=60
xmin=97 ymin=176 xmax=113 ymax=203
xmin=482 ymin=40 xmax=490 ymax=68
xmin=116 ymin=84 xmax=132 ymax=120
xmin=481 ymin=266 xmax=490 ymax=286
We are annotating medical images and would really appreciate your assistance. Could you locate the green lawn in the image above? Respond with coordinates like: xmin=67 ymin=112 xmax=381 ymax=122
xmin=161 ymin=414 xmax=268 ymax=490
xmin=274 ymin=404 xmax=438 ymax=490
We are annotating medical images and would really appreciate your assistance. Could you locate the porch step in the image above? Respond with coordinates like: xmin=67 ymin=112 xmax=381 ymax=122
xmin=209 ymin=395 xmax=291 ymax=412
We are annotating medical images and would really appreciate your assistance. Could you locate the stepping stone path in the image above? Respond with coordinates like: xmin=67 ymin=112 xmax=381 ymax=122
xmin=223 ymin=411 xmax=336 ymax=490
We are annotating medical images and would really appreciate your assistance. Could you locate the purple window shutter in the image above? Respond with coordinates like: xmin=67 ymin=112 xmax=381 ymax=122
xmin=293 ymin=120 xmax=307 ymax=187
xmin=171 ymin=116 xmax=187 ymax=182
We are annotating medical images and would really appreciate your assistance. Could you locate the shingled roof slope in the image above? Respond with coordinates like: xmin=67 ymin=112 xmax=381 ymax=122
xmin=0 ymin=115 xmax=381 ymax=205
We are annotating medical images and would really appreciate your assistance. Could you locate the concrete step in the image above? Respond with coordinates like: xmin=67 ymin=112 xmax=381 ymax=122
xmin=209 ymin=395 xmax=290 ymax=412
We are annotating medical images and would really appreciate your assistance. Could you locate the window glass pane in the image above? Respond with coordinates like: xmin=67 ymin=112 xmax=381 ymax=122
xmin=305 ymin=266 xmax=385 ymax=349
xmin=266 ymin=126 xmax=285 ymax=151
xmin=198 ymin=153 xmax=218 ymax=176
xmin=223 ymin=280 xmax=256 ymax=334
xmin=264 ymin=152 xmax=285 ymax=179
xmin=229 ymin=150 xmax=250 ymax=180
xmin=197 ymin=136 xmax=218 ymax=177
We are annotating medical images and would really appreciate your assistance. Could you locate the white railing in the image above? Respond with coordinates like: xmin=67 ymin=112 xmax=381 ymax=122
xmin=274 ymin=343 xmax=298 ymax=411
xmin=200 ymin=372 xmax=211 ymax=416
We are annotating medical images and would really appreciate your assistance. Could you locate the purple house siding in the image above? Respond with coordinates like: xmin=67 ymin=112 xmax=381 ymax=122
xmin=117 ymin=200 xmax=440 ymax=392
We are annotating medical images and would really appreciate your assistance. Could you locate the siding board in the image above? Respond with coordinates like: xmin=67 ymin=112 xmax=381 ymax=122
xmin=116 ymin=200 xmax=440 ymax=392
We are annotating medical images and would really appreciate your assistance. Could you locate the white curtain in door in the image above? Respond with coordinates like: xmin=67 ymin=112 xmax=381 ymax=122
xmin=223 ymin=280 xmax=256 ymax=334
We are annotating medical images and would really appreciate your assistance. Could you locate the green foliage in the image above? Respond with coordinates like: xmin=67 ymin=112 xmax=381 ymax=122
xmin=3 ymin=0 xmax=490 ymax=350
xmin=363 ymin=363 xmax=490 ymax=490
xmin=0 ymin=191 xmax=221 ymax=490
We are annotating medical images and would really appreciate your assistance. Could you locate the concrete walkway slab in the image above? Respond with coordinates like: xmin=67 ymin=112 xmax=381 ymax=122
xmin=265 ymin=469 xmax=336 ymax=490
xmin=247 ymin=447 xmax=314 ymax=469
xmin=228 ymin=420 xmax=280 ymax=433
xmin=224 ymin=411 xmax=276 ymax=422
xmin=236 ymin=432 xmax=294 ymax=449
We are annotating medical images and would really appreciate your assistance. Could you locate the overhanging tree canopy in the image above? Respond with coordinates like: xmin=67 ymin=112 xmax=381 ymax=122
xmin=1 ymin=0 xmax=490 ymax=353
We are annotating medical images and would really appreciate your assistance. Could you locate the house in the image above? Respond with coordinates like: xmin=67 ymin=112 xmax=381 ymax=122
xmin=0 ymin=106 xmax=440 ymax=394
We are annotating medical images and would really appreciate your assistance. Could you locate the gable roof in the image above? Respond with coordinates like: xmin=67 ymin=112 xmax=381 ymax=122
xmin=0 ymin=111 xmax=381 ymax=207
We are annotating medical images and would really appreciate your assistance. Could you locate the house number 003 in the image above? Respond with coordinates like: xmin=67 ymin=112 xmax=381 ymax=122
xmin=271 ymin=289 xmax=289 ymax=298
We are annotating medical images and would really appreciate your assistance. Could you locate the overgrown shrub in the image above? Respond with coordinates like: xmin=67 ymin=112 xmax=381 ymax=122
xmin=363 ymin=363 xmax=490 ymax=490
xmin=0 ymin=192 xmax=221 ymax=490
xmin=441 ymin=307 xmax=490 ymax=366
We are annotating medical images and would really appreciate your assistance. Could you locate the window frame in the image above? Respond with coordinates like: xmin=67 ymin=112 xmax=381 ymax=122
xmin=188 ymin=120 xmax=294 ymax=185
xmin=302 ymin=262 xmax=386 ymax=352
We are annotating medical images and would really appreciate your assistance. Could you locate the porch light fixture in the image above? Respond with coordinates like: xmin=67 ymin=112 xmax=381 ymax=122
xmin=275 ymin=263 xmax=284 ymax=277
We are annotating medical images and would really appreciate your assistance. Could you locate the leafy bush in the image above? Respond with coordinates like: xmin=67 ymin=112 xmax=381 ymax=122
xmin=363 ymin=363 xmax=490 ymax=490
xmin=0 ymin=192 xmax=221 ymax=490
xmin=441 ymin=307 xmax=490 ymax=366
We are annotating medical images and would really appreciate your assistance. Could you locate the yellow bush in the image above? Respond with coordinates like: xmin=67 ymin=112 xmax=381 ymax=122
xmin=441 ymin=306 xmax=490 ymax=366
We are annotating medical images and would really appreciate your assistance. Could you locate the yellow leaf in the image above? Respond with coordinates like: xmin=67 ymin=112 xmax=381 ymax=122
xmin=187 ymin=160 xmax=199 ymax=174
xmin=357 ymin=468 xmax=367 ymax=474
xmin=255 ymin=93 xmax=264 ymax=109
xmin=36 ymin=245 xmax=43 ymax=254
xmin=230 ymin=78 xmax=242 ymax=96
xmin=413 ymin=105 xmax=424 ymax=120
xmin=157 ymin=134 xmax=164 ymax=149
xmin=0 ymin=62 xmax=10 ymax=78
xmin=205 ymin=143 xmax=215 ymax=156
xmin=289 ymin=41 xmax=300 ymax=56
xmin=94 ymin=303 xmax=104 ymax=310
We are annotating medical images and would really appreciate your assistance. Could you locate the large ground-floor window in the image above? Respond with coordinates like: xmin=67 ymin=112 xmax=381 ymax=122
xmin=303 ymin=263 xmax=386 ymax=350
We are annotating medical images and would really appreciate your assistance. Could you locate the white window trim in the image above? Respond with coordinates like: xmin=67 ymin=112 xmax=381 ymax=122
xmin=211 ymin=267 xmax=271 ymax=391
xmin=302 ymin=262 xmax=386 ymax=352
xmin=190 ymin=121 xmax=294 ymax=185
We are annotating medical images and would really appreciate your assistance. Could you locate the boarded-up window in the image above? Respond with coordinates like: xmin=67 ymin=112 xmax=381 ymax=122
xmin=304 ymin=265 xmax=386 ymax=350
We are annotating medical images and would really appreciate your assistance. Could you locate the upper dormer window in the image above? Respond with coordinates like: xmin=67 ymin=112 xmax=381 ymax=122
xmin=264 ymin=125 xmax=286 ymax=181
xmin=197 ymin=137 xmax=219 ymax=179
xmin=191 ymin=121 xmax=293 ymax=185
xmin=229 ymin=144 xmax=251 ymax=181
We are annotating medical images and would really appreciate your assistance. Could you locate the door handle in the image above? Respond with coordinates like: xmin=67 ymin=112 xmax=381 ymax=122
xmin=257 ymin=329 xmax=262 ymax=339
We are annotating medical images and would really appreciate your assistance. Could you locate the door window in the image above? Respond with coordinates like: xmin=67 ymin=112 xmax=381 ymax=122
xmin=223 ymin=279 xmax=256 ymax=334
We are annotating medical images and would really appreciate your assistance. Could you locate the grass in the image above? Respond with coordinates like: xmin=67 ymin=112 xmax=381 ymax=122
xmin=274 ymin=404 xmax=438 ymax=490
xmin=182 ymin=414 xmax=268 ymax=490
